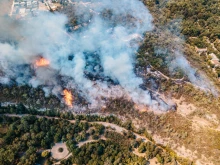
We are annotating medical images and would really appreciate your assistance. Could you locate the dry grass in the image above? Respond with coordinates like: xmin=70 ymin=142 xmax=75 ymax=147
xmin=103 ymin=78 xmax=220 ymax=164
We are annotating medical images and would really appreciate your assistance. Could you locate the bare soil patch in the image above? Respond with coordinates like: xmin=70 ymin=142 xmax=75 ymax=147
xmin=173 ymin=97 xmax=196 ymax=117
xmin=0 ymin=0 xmax=13 ymax=16
xmin=51 ymin=143 xmax=69 ymax=160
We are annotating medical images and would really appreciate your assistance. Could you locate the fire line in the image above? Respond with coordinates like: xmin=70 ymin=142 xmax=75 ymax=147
xmin=35 ymin=57 xmax=50 ymax=67
xmin=63 ymin=89 xmax=73 ymax=108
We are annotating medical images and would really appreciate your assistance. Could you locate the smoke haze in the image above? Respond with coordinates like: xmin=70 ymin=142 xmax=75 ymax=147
xmin=171 ymin=50 xmax=217 ymax=95
xmin=0 ymin=0 xmax=216 ymax=111
xmin=0 ymin=0 xmax=164 ymax=109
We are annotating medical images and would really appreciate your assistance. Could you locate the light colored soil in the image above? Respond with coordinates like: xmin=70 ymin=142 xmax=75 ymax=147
xmin=132 ymin=148 xmax=146 ymax=157
xmin=152 ymin=135 xmax=198 ymax=164
xmin=51 ymin=143 xmax=69 ymax=160
xmin=192 ymin=116 xmax=212 ymax=131
xmin=191 ymin=113 xmax=220 ymax=132
xmin=204 ymin=114 xmax=219 ymax=126
xmin=77 ymin=136 xmax=106 ymax=147
xmin=91 ymin=121 xmax=149 ymax=142
xmin=149 ymin=157 xmax=160 ymax=165
xmin=173 ymin=97 xmax=196 ymax=117
xmin=38 ymin=1 xmax=49 ymax=11
xmin=153 ymin=134 xmax=170 ymax=146
xmin=132 ymin=148 xmax=169 ymax=165
xmin=91 ymin=122 xmax=126 ymax=133
xmin=0 ymin=0 xmax=13 ymax=16
xmin=196 ymin=155 xmax=215 ymax=165
xmin=175 ymin=146 xmax=197 ymax=160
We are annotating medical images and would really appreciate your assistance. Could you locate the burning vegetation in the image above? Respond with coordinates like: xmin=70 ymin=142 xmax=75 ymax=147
xmin=63 ymin=89 xmax=73 ymax=108
xmin=35 ymin=57 xmax=50 ymax=67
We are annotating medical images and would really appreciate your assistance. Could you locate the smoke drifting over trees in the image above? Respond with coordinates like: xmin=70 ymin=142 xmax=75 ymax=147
xmin=0 ymin=0 xmax=158 ymax=109
xmin=0 ymin=0 xmax=217 ymax=110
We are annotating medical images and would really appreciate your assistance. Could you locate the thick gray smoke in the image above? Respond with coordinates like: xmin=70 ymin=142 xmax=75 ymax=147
xmin=0 ymin=0 xmax=169 ymax=110
xmin=165 ymin=20 xmax=218 ymax=96
xmin=154 ymin=19 xmax=218 ymax=96
xmin=171 ymin=50 xmax=218 ymax=96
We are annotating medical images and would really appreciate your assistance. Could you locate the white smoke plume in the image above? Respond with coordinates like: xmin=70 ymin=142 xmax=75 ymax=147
xmin=0 ymin=0 xmax=175 ymax=110
xmin=171 ymin=50 xmax=218 ymax=96
xmin=153 ymin=18 xmax=218 ymax=96
xmin=164 ymin=19 xmax=218 ymax=96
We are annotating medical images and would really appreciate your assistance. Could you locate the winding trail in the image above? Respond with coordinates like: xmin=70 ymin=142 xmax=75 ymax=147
xmin=4 ymin=114 xmax=149 ymax=142
xmin=2 ymin=114 xmax=179 ymax=165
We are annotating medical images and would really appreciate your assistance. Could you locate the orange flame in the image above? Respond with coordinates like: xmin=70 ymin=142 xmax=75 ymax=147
xmin=63 ymin=89 xmax=73 ymax=107
xmin=35 ymin=57 xmax=50 ymax=67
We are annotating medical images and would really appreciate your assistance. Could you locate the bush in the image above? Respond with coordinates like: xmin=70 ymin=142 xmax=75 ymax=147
xmin=41 ymin=150 xmax=50 ymax=158
xmin=92 ymin=134 xmax=99 ymax=140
